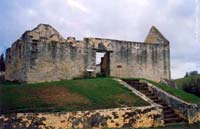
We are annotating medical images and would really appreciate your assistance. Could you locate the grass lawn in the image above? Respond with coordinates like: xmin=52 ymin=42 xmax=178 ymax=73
xmin=123 ymin=78 xmax=200 ymax=104
xmin=0 ymin=78 xmax=149 ymax=113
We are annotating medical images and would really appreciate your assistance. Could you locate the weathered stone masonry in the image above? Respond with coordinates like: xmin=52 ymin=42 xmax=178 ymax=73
xmin=5 ymin=24 xmax=170 ymax=83
xmin=0 ymin=106 xmax=163 ymax=129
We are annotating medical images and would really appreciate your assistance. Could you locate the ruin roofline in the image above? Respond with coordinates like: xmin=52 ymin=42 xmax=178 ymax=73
xmin=7 ymin=23 xmax=169 ymax=50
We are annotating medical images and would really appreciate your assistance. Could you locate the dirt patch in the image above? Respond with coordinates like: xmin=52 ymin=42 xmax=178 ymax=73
xmin=113 ymin=93 xmax=136 ymax=106
xmin=34 ymin=86 xmax=90 ymax=106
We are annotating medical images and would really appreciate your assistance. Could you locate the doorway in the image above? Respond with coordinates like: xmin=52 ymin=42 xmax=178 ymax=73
xmin=96 ymin=51 xmax=110 ymax=77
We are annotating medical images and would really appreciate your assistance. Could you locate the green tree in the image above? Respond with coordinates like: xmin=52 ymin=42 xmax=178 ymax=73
xmin=185 ymin=72 xmax=189 ymax=77
xmin=0 ymin=53 xmax=5 ymax=72
xmin=189 ymin=71 xmax=198 ymax=76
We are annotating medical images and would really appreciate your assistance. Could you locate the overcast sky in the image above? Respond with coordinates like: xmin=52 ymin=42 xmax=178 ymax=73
xmin=0 ymin=0 xmax=199 ymax=79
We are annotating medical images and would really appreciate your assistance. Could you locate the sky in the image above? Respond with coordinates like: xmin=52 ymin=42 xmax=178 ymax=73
xmin=0 ymin=0 xmax=199 ymax=79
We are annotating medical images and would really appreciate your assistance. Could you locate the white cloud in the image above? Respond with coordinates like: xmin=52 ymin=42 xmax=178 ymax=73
xmin=67 ymin=0 xmax=90 ymax=13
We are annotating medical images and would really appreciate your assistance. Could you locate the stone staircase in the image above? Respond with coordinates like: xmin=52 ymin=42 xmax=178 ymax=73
xmin=123 ymin=79 xmax=186 ymax=125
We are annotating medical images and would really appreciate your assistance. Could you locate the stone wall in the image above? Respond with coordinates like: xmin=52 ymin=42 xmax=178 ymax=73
xmin=0 ymin=106 xmax=163 ymax=129
xmin=86 ymin=38 xmax=170 ymax=81
xmin=145 ymin=26 xmax=169 ymax=44
xmin=5 ymin=24 xmax=89 ymax=83
xmin=143 ymin=80 xmax=200 ymax=124
xmin=5 ymin=24 xmax=170 ymax=83
xmin=0 ymin=72 xmax=5 ymax=82
xmin=5 ymin=39 xmax=27 ymax=82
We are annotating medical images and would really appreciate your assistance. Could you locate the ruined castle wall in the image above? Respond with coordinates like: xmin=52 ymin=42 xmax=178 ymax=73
xmin=5 ymin=24 xmax=170 ymax=82
xmin=5 ymin=39 xmax=27 ymax=82
xmin=25 ymin=40 xmax=88 ymax=83
xmin=5 ymin=24 xmax=90 ymax=83
xmin=110 ymin=41 xmax=170 ymax=81
xmin=86 ymin=38 xmax=170 ymax=81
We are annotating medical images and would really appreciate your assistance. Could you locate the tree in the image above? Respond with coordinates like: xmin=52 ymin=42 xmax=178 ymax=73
xmin=185 ymin=72 xmax=189 ymax=77
xmin=0 ymin=53 xmax=5 ymax=72
xmin=185 ymin=71 xmax=199 ymax=77
xmin=189 ymin=71 xmax=198 ymax=76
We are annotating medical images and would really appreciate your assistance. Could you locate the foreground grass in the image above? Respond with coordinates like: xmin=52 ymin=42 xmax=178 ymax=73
xmin=123 ymin=78 xmax=200 ymax=104
xmin=0 ymin=78 xmax=149 ymax=113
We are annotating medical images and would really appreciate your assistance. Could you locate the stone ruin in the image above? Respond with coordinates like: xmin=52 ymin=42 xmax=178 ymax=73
xmin=5 ymin=24 xmax=170 ymax=83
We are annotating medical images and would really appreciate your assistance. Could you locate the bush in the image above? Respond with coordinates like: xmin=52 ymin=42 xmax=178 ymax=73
xmin=182 ymin=77 xmax=200 ymax=97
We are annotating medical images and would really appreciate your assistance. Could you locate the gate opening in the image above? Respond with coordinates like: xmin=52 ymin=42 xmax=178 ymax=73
xmin=96 ymin=51 xmax=110 ymax=77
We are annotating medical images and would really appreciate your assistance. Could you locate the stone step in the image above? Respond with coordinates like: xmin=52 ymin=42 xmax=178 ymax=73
xmin=131 ymin=85 xmax=148 ymax=89
xmin=160 ymin=103 xmax=168 ymax=106
xmin=145 ymin=92 xmax=154 ymax=96
xmin=150 ymin=98 xmax=160 ymax=101
xmin=165 ymin=121 xmax=186 ymax=126
xmin=164 ymin=113 xmax=178 ymax=118
xmin=132 ymin=84 xmax=148 ymax=87
xmin=149 ymin=96 xmax=159 ymax=100
xmin=163 ymin=106 xmax=171 ymax=110
xmin=164 ymin=109 xmax=174 ymax=114
xmin=123 ymin=80 xmax=185 ymax=126
xmin=139 ymin=89 xmax=150 ymax=93
xmin=154 ymin=99 xmax=163 ymax=103
xmin=164 ymin=117 xmax=184 ymax=124
xmin=135 ymin=87 xmax=149 ymax=91
xmin=155 ymin=101 xmax=165 ymax=105
xmin=133 ymin=83 xmax=147 ymax=87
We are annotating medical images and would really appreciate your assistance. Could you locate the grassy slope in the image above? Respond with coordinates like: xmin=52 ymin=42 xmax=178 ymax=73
xmin=0 ymin=78 xmax=149 ymax=113
xmin=123 ymin=78 xmax=200 ymax=104
xmin=175 ymin=74 xmax=200 ymax=88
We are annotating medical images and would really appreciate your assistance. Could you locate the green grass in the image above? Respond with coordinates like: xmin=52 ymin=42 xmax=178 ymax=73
xmin=0 ymin=78 xmax=149 ymax=113
xmin=175 ymin=74 xmax=200 ymax=88
xmin=123 ymin=78 xmax=200 ymax=104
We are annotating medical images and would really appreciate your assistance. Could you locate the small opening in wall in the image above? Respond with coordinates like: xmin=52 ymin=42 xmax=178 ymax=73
xmin=117 ymin=65 xmax=122 ymax=68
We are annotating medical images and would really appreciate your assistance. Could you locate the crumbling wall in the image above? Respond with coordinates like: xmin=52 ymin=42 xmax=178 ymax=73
xmin=86 ymin=38 xmax=170 ymax=81
xmin=5 ymin=24 xmax=170 ymax=83
xmin=5 ymin=39 xmax=27 ymax=82
xmin=24 ymin=25 xmax=88 ymax=83
xmin=5 ymin=24 xmax=89 ymax=83
xmin=110 ymin=41 xmax=170 ymax=81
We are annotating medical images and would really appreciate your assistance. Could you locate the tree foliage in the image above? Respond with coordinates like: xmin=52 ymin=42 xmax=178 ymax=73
xmin=182 ymin=76 xmax=200 ymax=97
xmin=185 ymin=71 xmax=198 ymax=77
xmin=0 ymin=53 xmax=5 ymax=72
